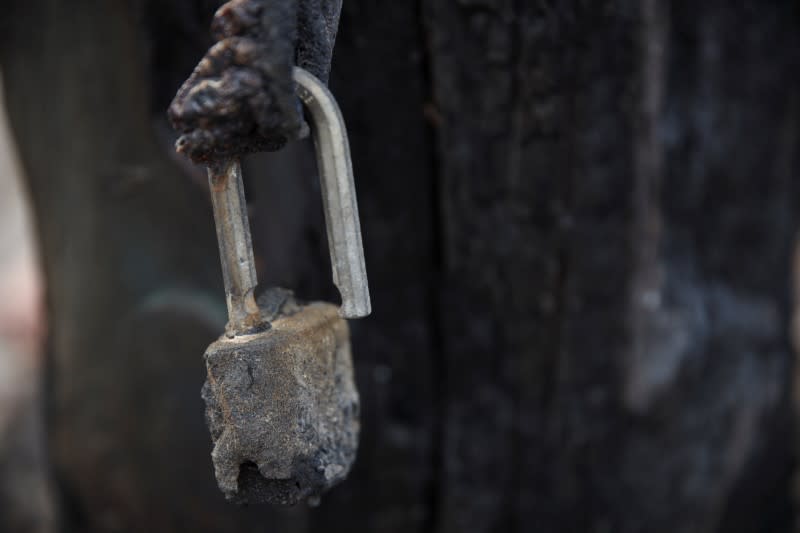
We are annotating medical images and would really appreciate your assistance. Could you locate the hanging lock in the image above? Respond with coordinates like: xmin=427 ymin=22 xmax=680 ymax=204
xmin=201 ymin=67 xmax=370 ymax=506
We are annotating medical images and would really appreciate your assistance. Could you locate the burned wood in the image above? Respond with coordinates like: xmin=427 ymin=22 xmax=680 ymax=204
xmin=168 ymin=0 xmax=342 ymax=163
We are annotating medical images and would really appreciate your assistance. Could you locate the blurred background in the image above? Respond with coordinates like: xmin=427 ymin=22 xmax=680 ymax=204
xmin=1 ymin=1 xmax=799 ymax=533
xmin=0 ymin=73 xmax=54 ymax=532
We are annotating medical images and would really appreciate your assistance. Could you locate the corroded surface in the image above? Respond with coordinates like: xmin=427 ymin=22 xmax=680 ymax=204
xmin=202 ymin=299 xmax=359 ymax=505
xmin=168 ymin=0 xmax=342 ymax=163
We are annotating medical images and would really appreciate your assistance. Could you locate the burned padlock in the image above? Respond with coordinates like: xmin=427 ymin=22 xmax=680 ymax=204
xmin=201 ymin=67 xmax=370 ymax=506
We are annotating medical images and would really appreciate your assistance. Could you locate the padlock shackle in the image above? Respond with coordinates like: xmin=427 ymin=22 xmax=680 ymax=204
xmin=207 ymin=67 xmax=371 ymax=335
xmin=294 ymin=67 xmax=371 ymax=319
xmin=207 ymin=160 xmax=262 ymax=336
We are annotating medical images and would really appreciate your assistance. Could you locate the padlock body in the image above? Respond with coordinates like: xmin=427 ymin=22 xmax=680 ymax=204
xmin=202 ymin=301 xmax=359 ymax=505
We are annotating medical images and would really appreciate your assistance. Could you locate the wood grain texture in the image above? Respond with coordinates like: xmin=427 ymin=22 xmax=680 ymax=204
xmin=424 ymin=1 xmax=799 ymax=532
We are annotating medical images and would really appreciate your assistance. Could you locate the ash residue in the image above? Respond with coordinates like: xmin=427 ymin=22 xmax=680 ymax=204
xmin=202 ymin=297 xmax=359 ymax=505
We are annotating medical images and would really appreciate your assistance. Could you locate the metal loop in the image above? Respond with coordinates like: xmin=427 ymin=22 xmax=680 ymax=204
xmin=294 ymin=67 xmax=371 ymax=319
xmin=207 ymin=66 xmax=371 ymax=335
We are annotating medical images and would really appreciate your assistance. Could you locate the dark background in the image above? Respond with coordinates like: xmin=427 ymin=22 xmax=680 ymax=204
xmin=1 ymin=1 xmax=799 ymax=532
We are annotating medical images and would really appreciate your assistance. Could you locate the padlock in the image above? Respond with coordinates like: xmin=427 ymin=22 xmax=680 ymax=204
xmin=200 ymin=67 xmax=370 ymax=506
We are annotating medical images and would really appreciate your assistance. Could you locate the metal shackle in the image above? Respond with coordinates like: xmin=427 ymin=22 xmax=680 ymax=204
xmin=293 ymin=66 xmax=371 ymax=320
xmin=208 ymin=67 xmax=371 ymax=336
